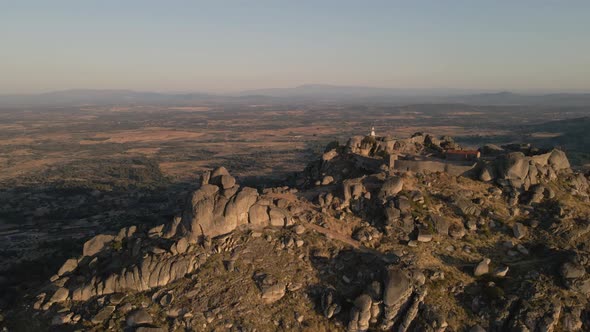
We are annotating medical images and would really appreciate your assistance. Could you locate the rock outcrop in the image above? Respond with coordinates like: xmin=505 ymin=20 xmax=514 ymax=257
xmin=168 ymin=167 xmax=293 ymax=240
xmin=25 ymin=134 xmax=590 ymax=332
xmin=38 ymin=167 xmax=297 ymax=311
xmin=344 ymin=266 xmax=426 ymax=332
xmin=480 ymin=148 xmax=571 ymax=190
xmin=83 ymin=234 xmax=115 ymax=257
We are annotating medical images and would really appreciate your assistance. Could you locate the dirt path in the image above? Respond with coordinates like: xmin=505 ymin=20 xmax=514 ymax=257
xmin=284 ymin=193 xmax=399 ymax=263
xmin=305 ymin=222 xmax=398 ymax=263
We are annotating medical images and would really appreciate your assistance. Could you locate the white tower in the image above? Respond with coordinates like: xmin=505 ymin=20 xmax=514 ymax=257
xmin=370 ymin=126 xmax=376 ymax=137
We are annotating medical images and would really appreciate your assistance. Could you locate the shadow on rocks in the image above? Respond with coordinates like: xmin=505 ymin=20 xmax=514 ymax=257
xmin=305 ymin=247 xmax=396 ymax=329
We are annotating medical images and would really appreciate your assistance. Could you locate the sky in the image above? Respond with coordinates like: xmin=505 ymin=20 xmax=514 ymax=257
xmin=1 ymin=1 xmax=589 ymax=94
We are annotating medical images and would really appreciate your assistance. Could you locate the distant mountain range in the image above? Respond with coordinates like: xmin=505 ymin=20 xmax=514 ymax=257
xmin=2 ymin=85 xmax=590 ymax=106
xmin=239 ymin=84 xmax=482 ymax=98
xmin=0 ymin=89 xmax=218 ymax=107
xmin=241 ymin=85 xmax=590 ymax=105
xmin=445 ymin=91 xmax=590 ymax=107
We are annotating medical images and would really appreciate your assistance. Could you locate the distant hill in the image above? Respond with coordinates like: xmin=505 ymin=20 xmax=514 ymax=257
xmin=2 ymin=86 xmax=590 ymax=106
xmin=240 ymin=84 xmax=482 ymax=99
xmin=241 ymin=85 xmax=590 ymax=105
xmin=0 ymin=89 xmax=219 ymax=107
xmin=447 ymin=91 xmax=590 ymax=106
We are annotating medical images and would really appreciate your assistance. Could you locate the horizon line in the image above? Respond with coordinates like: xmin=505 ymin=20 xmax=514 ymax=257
xmin=3 ymin=84 xmax=590 ymax=96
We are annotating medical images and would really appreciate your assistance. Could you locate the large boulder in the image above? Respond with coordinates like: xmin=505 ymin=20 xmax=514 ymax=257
xmin=479 ymin=166 xmax=494 ymax=182
xmin=501 ymin=152 xmax=530 ymax=180
xmin=208 ymin=167 xmax=237 ymax=189
xmin=219 ymin=175 xmax=236 ymax=189
xmin=179 ymin=184 xmax=219 ymax=239
xmin=269 ymin=207 xmax=290 ymax=227
xmin=179 ymin=169 xmax=261 ymax=239
xmin=482 ymin=148 xmax=571 ymax=190
xmin=83 ymin=234 xmax=115 ymax=257
xmin=210 ymin=166 xmax=229 ymax=178
xmin=322 ymin=149 xmax=338 ymax=162
xmin=342 ymin=177 xmax=367 ymax=205
xmin=224 ymin=187 xmax=259 ymax=229
xmin=474 ymin=258 xmax=491 ymax=277
xmin=455 ymin=199 xmax=481 ymax=217
xmin=321 ymin=175 xmax=335 ymax=185
xmin=382 ymin=268 xmax=411 ymax=307
xmin=91 ymin=305 xmax=115 ymax=324
xmin=513 ymin=223 xmax=528 ymax=240
xmin=346 ymin=136 xmax=365 ymax=154
xmin=261 ymin=283 xmax=286 ymax=304
xmin=379 ymin=177 xmax=404 ymax=200
xmin=57 ymin=258 xmax=78 ymax=276
xmin=548 ymin=149 xmax=570 ymax=170
xmin=248 ymin=203 xmax=270 ymax=226
xmin=126 ymin=308 xmax=153 ymax=327
xmin=380 ymin=268 xmax=414 ymax=330
xmin=162 ymin=216 xmax=182 ymax=239
xmin=571 ymin=173 xmax=589 ymax=192
xmin=48 ymin=287 xmax=69 ymax=304
xmin=348 ymin=294 xmax=372 ymax=331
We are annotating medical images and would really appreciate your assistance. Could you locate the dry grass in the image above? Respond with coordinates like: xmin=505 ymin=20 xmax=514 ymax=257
xmin=530 ymin=132 xmax=562 ymax=138
xmin=166 ymin=106 xmax=213 ymax=112
xmin=159 ymin=161 xmax=210 ymax=179
xmin=0 ymin=137 xmax=36 ymax=145
xmin=124 ymin=147 xmax=161 ymax=155
xmin=0 ymin=158 xmax=63 ymax=180
xmin=80 ymin=128 xmax=204 ymax=144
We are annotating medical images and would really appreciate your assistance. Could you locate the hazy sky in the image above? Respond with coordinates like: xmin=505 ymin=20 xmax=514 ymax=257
xmin=2 ymin=1 xmax=589 ymax=94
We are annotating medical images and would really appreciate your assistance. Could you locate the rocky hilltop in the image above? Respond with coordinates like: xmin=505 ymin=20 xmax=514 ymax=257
xmin=21 ymin=132 xmax=590 ymax=331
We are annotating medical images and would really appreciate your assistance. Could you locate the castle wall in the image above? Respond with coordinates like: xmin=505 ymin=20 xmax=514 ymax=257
xmin=392 ymin=159 xmax=474 ymax=176
xmin=352 ymin=154 xmax=384 ymax=173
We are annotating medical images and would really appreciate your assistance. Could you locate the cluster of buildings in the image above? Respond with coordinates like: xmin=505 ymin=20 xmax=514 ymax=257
xmin=349 ymin=128 xmax=482 ymax=175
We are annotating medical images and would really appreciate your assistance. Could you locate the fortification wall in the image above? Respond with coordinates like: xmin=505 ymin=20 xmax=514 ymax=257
xmin=392 ymin=160 xmax=474 ymax=176
xmin=352 ymin=154 xmax=384 ymax=173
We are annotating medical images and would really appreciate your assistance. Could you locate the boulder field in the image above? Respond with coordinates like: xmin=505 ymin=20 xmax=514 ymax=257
xmin=27 ymin=134 xmax=590 ymax=331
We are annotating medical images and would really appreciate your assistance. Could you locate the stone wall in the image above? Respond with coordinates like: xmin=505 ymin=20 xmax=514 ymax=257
xmin=392 ymin=159 xmax=474 ymax=176
xmin=351 ymin=154 xmax=385 ymax=173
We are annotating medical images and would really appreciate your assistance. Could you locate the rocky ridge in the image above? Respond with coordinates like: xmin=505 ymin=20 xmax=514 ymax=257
xmin=18 ymin=133 xmax=590 ymax=331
